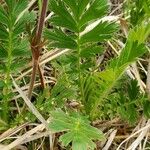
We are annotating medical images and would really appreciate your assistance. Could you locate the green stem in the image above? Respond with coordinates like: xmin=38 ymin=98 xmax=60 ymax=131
xmin=77 ymin=33 xmax=84 ymax=103
xmin=2 ymin=28 xmax=13 ymax=122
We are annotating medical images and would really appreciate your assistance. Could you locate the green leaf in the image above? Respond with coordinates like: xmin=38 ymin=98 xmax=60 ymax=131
xmin=0 ymin=80 xmax=5 ymax=89
xmin=49 ymin=110 xmax=104 ymax=150
xmin=80 ymin=45 xmax=103 ymax=58
xmin=78 ymin=0 xmax=89 ymax=19
xmin=14 ymin=0 xmax=28 ymax=15
xmin=143 ymin=100 xmax=150 ymax=118
xmin=0 ymin=6 xmax=8 ymax=25
xmin=12 ymin=39 xmax=30 ymax=57
xmin=44 ymin=28 xmax=77 ymax=49
xmin=63 ymin=0 xmax=78 ymax=18
xmin=50 ymin=78 xmax=76 ymax=107
xmin=0 ymin=46 xmax=8 ymax=58
xmin=5 ymin=0 xmax=14 ymax=13
xmin=127 ymin=104 xmax=137 ymax=124
xmin=80 ymin=0 xmax=109 ymax=27
xmin=59 ymin=132 xmax=73 ymax=147
xmin=80 ymin=22 xmax=118 ymax=44
xmin=72 ymin=137 xmax=88 ymax=150
xmin=49 ymin=0 xmax=78 ymax=32
xmin=14 ymin=11 xmax=36 ymax=35
xmin=128 ymin=22 xmax=150 ymax=44
xmin=88 ymin=22 xmax=150 ymax=119
xmin=0 ymin=24 xmax=8 ymax=40
xmin=127 ymin=80 xmax=139 ymax=100
xmin=115 ymin=42 xmax=147 ymax=68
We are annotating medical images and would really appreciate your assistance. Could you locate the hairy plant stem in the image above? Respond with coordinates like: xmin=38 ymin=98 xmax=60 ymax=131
xmin=77 ymin=33 xmax=85 ymax=104
xmin=28 ymin=0 xmax=48 ymax=100
xmin=2 ymin=28 xmax=13 ymax=122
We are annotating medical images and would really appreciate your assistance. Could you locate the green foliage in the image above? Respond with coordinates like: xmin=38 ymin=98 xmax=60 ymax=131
xmin=0 ymin=0 xmax=149 ymax=149
xmin=88 ymin=23 xmax=149 ymax=119
xmin=143 ymin=100 xmax=150 ymax=118
xmin=117 ymin=80 xmax=140 ymax=124
xmin=49 ymin=110 xmax=104 ymax=150
xmin=44 ymin=0 xmax=117 ymax=50
xmin=44 ymin=0 xmax=118 ymax=119
xmin=126 ymin=0 xmax=150 ymax=26
xmin=44 ymin=0 xmax=150 ymax=123
xmin=0 ymin=0 xmax=35 ymax=125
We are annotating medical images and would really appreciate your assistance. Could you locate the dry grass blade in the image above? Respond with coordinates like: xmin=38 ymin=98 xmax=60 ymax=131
xmin=2 ymin=124 xmax=45 ymax=150
xmin=21 ymin=131 xmax=49 ymax=144
xmin=117 ymin=119 xmax=150 ymax=150
xmin=102 ymin=129 xmax=117 ymax=150
xmin=127 ymin=120 xmax=150 ymax=150
xmin=0 ymin=122 xmax=29 ymax=142
xmin=11 ymin=76 xmax=49 ymax=130
xmin=16 ymin=49 xmax=70 ymax=81
xmin=11 ymin=76 xmax=54 ymax=150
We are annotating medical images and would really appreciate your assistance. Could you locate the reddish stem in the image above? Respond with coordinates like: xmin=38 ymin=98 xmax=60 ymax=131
xmin=28 ymin=0 xmax=48 ymax=99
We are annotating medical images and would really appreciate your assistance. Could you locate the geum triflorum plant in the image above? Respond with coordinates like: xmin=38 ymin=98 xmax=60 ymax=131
xmin=44 ymin=0 xmax=117 ymax=113
xmin=45 ymin=0 xmax=150 ymax=118
xmin=44 ymin=0 xmax=150 ymax=149
xmin=0 ymin=0 xmax=149 ymax=149
xmin=44 ymin=0 xmax=117 ymax=149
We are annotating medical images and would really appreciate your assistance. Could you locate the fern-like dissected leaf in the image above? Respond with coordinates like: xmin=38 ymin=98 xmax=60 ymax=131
xmin=45 ymin=0 xmax=117 ymax=78
xmin=0 ymin=0 xmax=36 ymax=123
xmin=0 ymin=6 xmax=8 ymax=25
xmin=49 ymin=0 xmax=78 ymax=32
xmin=88 ymin=23 xmax=150 ymax=119
xmin=44 ymin=28 xmax=77 ymax=49
xmin=45 ymin=0 xmax=118 ymax=121
xmin=79 ymin=0 xmax=108 ymax=28
xmin=12 ymin=39 xmax=31 ymax=57
xmin=49 ymin=110 xmax=104 ymax=150
xmin=0 ymin=1 xmax=36 ymax=72
xmin=80 ymin=21 xmax=117 ymax=43
xmin=44 ymin=0 xmax=117 ymax=49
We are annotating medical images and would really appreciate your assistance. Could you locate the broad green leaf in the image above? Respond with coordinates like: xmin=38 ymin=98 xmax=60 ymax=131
xmin=49 ymin=110 xmax=104 ymax=149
